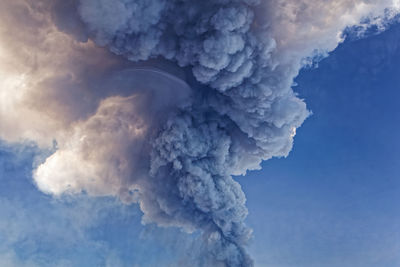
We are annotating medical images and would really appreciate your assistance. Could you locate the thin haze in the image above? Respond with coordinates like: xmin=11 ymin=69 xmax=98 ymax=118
xmin=0 ymin=0 xmax=399 ymax=266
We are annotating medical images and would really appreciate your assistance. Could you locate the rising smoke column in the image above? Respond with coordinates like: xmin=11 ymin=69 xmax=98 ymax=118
xmin=1 ymin=0 xmax=399 ymax=266
xmin=66 ymin=1 xmax=309 ymax=265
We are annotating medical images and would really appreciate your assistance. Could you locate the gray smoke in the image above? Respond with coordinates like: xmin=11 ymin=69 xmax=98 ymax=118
xmin=1 ymin=0 xmax=397 ymax=266
xmin=61 ymin=1 xmax=309 ymax=266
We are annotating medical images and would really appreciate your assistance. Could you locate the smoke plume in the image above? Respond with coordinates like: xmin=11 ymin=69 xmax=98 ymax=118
xmin=0 ymin=0 xmax=398 ymax=266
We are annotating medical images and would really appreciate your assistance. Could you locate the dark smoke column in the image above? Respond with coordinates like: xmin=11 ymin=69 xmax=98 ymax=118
xmin=58 ymin=0 xmax=310 ymax=266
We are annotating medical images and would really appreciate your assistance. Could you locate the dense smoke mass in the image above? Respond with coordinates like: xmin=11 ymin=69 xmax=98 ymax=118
xmin=0 ymin=0 xmax=398 ymax=266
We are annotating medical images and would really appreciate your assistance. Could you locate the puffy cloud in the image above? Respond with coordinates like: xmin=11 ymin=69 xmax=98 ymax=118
xmin=1 ymin=0 xmax=399 ymax=266
xmin=0 ymin=0 xmax=120 ymax=146
xmin=264 ymin=0 xmax=400 ymax=64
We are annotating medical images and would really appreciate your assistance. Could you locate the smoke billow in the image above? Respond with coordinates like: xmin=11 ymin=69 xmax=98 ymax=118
xmin=0 ymin=0 xmax=398 ymax=266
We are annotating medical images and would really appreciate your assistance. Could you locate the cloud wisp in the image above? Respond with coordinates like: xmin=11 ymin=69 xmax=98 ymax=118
xmin=0 ymin=0 xmax=399 ymax=266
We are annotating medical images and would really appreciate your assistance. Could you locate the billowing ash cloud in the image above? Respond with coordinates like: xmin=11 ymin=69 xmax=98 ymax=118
xmin=0 ymin=0 xmax=398 ymax=266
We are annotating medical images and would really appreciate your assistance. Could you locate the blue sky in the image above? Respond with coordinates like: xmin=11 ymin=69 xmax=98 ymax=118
xmin=239 ymin=23 xmax=400 ymax=266
xmin=1 ymin=13 xmax=400 ymax=267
